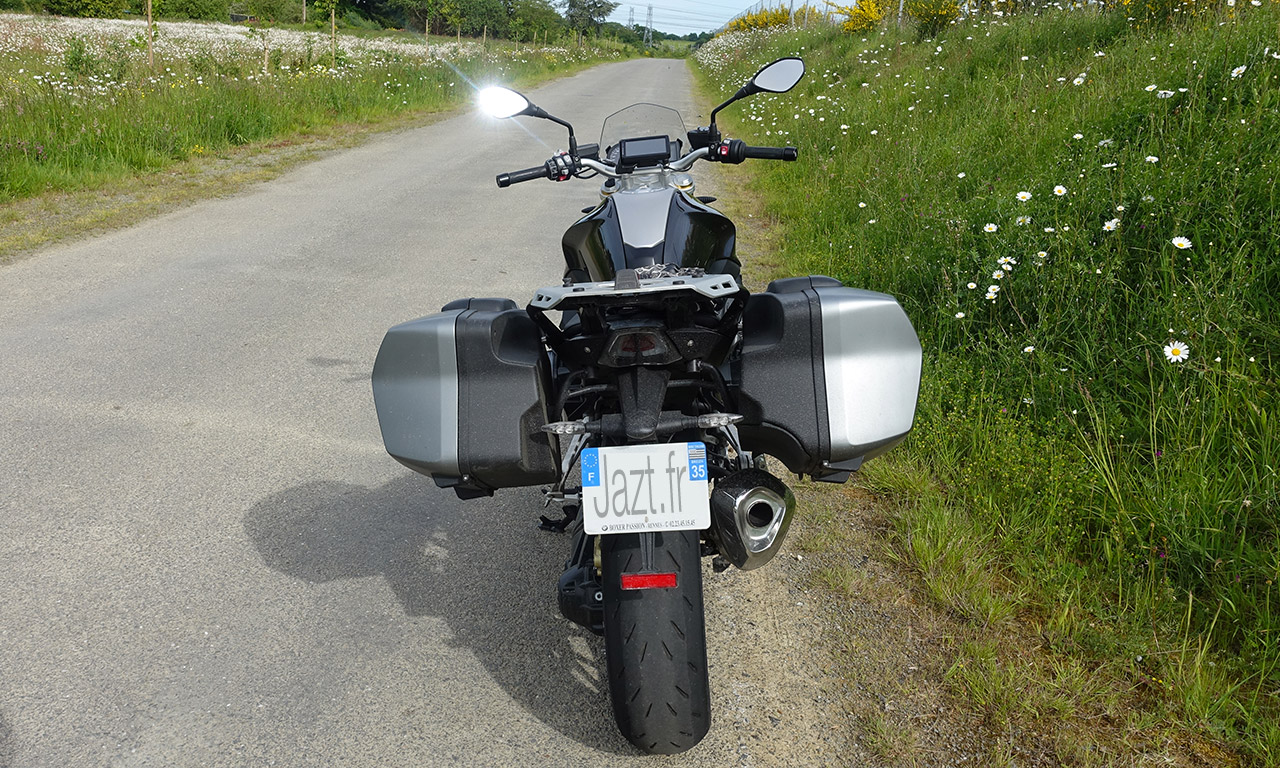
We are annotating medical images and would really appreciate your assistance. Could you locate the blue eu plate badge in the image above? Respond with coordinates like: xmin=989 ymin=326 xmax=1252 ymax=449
xmin=581 ymin=442 xmax=710 ymax=535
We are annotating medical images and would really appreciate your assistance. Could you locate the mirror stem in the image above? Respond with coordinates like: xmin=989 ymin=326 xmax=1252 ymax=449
xmin=529 ymin=106 xmax=578 ymax=156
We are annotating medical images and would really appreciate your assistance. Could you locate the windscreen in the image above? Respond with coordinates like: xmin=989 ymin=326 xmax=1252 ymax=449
xmin=600 ymin=103 xmax=687 ymax=161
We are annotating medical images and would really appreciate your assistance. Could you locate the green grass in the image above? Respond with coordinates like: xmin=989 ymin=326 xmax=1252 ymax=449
xmin=0 ymin=17 xmax=627 ymax=201
xmin=696 ymin=4 xmax=1279 ymax=762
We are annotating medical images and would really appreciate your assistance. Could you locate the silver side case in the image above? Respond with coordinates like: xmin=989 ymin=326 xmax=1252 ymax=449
xmin=816 ymin=286 xmax=922 ymax=463
xmin=371 ymin=311 xmax=461 ymax=476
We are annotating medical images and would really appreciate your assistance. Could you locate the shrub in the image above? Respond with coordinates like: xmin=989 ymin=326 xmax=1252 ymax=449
xmin=827 ymin=0 xmax=884 ymax=33
xmin=157 ymin=0 xmax=227 ymax=20
xmin=44 ymin=0 xmax=128 ymax=17
xmin=724 ymin=6 xmax=792 ymax=32
xmin=906 ymin=0 xmax=957 ymax=37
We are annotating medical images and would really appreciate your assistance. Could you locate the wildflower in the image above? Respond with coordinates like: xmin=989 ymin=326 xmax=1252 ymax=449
xmin=1171 ymin=237 xmax=1192 ymax=249
xmin=1024 ymin=346 xmax=1035 ymax=353
xmin=1097 ymin=138 xmax=1114 ymax=147
xmin=967 ymin=282 xmax=977 ymax=289
xmin=1163 ymin=341 xmax=1190 ymax=363
xmin=1017 ymin=191 xmax=1032 ymax=201
xmin=1072 ymin=75 xmax=1086 ymax=86
xmin=1142 ymin=195 xmax=1155 ymax=203
xmin=1102 ymin=163 xmax=1117 ymax=169
xmin=984 ymin=223 xmax=999 ymax=232
xmin=1146 ymin=156 xmax=1158 ymax=163
xmin=1103 ymin=219 xmax=1120 ymax=231
xmin=955 ymin=312 xmax=965 ymax=318
xmin=1054 ymin=185 xmax=1067 ymax=196
xmin=1231 ymin=65 xmax=1247 ymax=78
xmin=988 ymin=285 xmax=1001 ymax=293
xmin=1036 ymin=251 xmax=1048 ymax=259
xmin=992 ymin=270 xmax=1005 ymax=279
xmin=858 ymin=202 xmax=867 ymax=208
xmin=957 ymin=172 xmax=966 ymax=178
xmin=1157 ymin=90 xmax=1174 ymax=98
xmin=1016 ymin=216 xmax=1031 ymax=226
xmin=1145 ymin=84 xmax=1158 ymax=92
xmin=1044 ymin=227 xmax=1056 ymax=233
xmin=1073 ymin=133 xmax=1083 ymax=139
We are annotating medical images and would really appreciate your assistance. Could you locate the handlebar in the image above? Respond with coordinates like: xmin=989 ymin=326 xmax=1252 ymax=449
xmin=493 ymin=139 xmax=798 ymax=188
xmin=742 ymin=145 xmax=798 ymax=161
xmin=496 ymin=163 xmax=549 ymax=188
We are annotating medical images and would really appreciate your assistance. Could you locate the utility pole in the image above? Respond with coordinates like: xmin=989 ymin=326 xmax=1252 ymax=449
xmin=627 ymin=6 xmax=634 ymax=28
xmin=643 ymin=4 xmax=652 ymax=46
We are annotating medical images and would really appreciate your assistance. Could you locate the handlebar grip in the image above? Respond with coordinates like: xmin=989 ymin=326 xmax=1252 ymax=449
xmin=496 ymin=163 xmax=549 ymax=188
xmin=743 ymin=145 xmax=798 ymax=161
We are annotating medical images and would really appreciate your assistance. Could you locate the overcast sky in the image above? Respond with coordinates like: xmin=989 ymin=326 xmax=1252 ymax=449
xmin=605 ymin=0 xmax=756 ymax=36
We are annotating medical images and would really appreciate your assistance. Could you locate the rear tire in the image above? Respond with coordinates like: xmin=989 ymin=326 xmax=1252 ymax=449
xmin=601 ymin=530 xmax=711 ymax=754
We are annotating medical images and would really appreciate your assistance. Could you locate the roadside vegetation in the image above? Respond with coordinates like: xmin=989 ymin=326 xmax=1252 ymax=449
xmin=696 ymin=2 xmax=1279 ymax=764
xmin=0 ymin=13 xmax=629 ymax=202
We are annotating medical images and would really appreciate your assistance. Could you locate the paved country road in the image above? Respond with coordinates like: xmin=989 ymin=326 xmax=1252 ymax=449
xmin=0 ymin=60 xmax=851 ymax=767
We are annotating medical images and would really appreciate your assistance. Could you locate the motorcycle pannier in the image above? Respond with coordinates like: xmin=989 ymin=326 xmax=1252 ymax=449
xmin=371 ymin=298 xmax=559 ymax=498
xmin=733 ymin=276 xmax=922 ymax=482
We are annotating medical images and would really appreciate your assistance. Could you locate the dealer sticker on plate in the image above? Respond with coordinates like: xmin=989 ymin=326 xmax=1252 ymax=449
xmin=580 ymin=442 xmax=710 ymax=535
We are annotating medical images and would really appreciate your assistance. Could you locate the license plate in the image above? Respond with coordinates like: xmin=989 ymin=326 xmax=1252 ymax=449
xmin=580 ymin=442 xmax=710 ymax=535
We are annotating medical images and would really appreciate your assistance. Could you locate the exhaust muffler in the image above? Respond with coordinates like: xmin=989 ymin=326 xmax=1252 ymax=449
xmin=709 ymin=468 xmax=796 ymax=571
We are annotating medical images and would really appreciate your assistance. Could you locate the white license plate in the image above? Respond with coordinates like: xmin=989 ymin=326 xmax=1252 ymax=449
xmin=580 ymin=442 xmax=710 ymax=535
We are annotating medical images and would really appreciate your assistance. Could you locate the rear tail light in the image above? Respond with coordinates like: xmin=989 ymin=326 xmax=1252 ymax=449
xmin=620 ymin=572 xmax=678 ymax=590
xmin=600 ymin=330 xmax=678 ymax=366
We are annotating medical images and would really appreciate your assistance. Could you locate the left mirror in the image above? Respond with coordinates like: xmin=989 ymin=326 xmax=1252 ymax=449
xmin=750 ymin=57 xmax=805 ymax=94
xmin=478 ymin=86 xmax=531 ymax=119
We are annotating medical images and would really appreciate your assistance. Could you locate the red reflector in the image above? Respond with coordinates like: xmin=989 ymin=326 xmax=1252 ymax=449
xmin=621 ymin=573 xmax=678 ymax=590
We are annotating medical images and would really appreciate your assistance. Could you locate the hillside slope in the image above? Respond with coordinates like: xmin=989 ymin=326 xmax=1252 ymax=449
xmin=696 ymin=5 xmax=1279 ymax=763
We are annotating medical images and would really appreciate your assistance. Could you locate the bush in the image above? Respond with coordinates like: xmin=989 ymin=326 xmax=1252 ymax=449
xmin=157 ymin=0 xmax=227 ymax=20
xmin=44 ymin=0 xmax=128 ymax=17
xmin=827 ymin=0 xmax=884 ymax=33
xmin=724 ymin=6 xmax=792 ymax=32
xmin=906 ymin=0 xmax=957 ymax=37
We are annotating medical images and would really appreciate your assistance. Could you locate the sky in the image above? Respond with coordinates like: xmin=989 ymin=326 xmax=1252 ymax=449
xmin=605 ymin=0 xmax=756 ymax=36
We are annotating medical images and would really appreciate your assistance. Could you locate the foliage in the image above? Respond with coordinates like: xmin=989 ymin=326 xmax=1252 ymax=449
xmin=43 ymin=0 xmax=128 ymax=17
xmin=826 ymin=0 xmax=884 ymax=33
xmin=561 ymin=0 xmax=618 ymax=33
xmin=724 ymin=6 xmax=792 ymax=32
xmin=0 ymin=14 xmax=628 ymax=202
xmin=695 ymin=3 xmax=1280 ymax=760
xmin=906 ymin=0 xmax=958 ymax=37
xmin=157 ymin=0 xmax=228 ymax=20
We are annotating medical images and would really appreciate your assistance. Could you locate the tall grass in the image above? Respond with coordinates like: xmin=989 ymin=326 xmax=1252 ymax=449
xmin=697 ymin=4 xmax=1279 ymax=760
xmin=0 ymin=13 xmax=628 ymax=200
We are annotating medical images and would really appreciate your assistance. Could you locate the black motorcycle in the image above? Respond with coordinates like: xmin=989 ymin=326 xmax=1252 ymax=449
xmin=371 ymin=58 xmax=922 ymax=754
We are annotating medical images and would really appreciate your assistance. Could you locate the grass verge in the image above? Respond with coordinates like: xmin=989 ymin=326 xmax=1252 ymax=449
xmin=0 ymin=13 xmax=628 ymax=258
xmin=694 ymin=5 xmax=1278 ymax=764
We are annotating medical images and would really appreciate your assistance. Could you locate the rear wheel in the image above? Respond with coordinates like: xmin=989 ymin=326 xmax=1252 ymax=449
xmin=601 ymin=530 xmax=711 ymax=754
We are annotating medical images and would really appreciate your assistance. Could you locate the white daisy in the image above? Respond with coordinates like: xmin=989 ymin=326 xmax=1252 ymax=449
xmin=967 ymin=282 xmax=977 ymax=289
xmin=1017 ymin=191 xmax=1032 ymax=201
xmin=1054 ymin=185 xmax=1067 ymax=196
xmin=1163 ymin=341 xmax=1190 ymax=363
xmin=1231 ymin=65 xmax=1247 ymax=78
xmin=1171 ymin=237 xmax=1192 ymax=249
xmin=1016 ymin=216 xmax=1031 ymax=226
xmin=1024 ymin=346 xmax=1035 ymax=353
xmin=955 ymin=312 xmax=965 ymax=318
xmin=984 ymin=223 xmax=999 ymax=232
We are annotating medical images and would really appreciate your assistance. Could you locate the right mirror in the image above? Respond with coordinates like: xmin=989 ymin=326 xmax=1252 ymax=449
xmin=750 ymin=58 xmax=805 ymax=94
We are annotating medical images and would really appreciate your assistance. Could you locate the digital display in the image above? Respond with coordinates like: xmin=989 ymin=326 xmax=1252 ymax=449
xmin=619 ymin=136 xmax=672 ymax=167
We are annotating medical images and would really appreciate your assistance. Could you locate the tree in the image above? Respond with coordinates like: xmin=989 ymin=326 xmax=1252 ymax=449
xmin=510 ymin=0 xmax=564 ymax=42
xmin=561 ymin=0 xmax=617 ymax=35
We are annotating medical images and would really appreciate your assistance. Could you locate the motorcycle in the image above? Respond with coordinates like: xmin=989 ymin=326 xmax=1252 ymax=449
xmin=370 ymin=58 xmax=922 ymax=754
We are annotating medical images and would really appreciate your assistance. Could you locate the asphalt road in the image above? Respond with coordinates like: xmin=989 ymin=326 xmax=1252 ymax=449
xmin=0 ymin=59 xmax=847 ymax=767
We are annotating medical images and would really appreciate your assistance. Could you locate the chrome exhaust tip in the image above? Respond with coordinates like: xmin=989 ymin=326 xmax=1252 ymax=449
xmin=709 ymin=469 xmax=796 ymax=571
